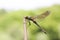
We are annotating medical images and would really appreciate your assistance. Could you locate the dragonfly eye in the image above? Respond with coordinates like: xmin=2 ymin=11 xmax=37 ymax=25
xmin=25 ymin=16 xmax=28 ymax=19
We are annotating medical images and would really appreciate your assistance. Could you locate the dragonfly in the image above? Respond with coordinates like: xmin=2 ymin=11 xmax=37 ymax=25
xmin=25 ymin=11 xmax=50 ymax=34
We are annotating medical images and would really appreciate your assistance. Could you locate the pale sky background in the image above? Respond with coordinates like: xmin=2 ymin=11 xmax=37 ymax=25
xmin=0 ymin=0 xmax=60 ymax=10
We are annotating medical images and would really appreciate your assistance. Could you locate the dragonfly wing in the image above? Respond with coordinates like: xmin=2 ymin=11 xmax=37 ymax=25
xmin=31 ymin=11 xmax=50 ymax=20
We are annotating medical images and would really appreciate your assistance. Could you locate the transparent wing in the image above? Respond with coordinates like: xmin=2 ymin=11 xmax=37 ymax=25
xmin=31 ymin=11 xmax=50 ymax=20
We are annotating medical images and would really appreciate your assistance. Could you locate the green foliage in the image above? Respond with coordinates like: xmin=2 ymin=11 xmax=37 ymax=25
xmin=0 ymin=5 xmax=60 ymax=40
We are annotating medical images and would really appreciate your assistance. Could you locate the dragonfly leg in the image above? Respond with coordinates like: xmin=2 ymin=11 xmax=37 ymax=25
xmin=28 ymin=21 xmax=31 ymax=26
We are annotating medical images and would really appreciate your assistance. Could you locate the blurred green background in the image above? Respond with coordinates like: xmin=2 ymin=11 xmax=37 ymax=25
xmin=0 ymin=5 xmax=60 ymax=40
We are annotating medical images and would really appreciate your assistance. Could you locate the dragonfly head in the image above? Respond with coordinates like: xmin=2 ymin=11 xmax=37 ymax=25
xmin=25 ymin=16 xmax=31 ymax=26
xmin=25 ymin=16 xmax=28 ymax=19
xmin=25 ymin=16 xmax=31 ymax=19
